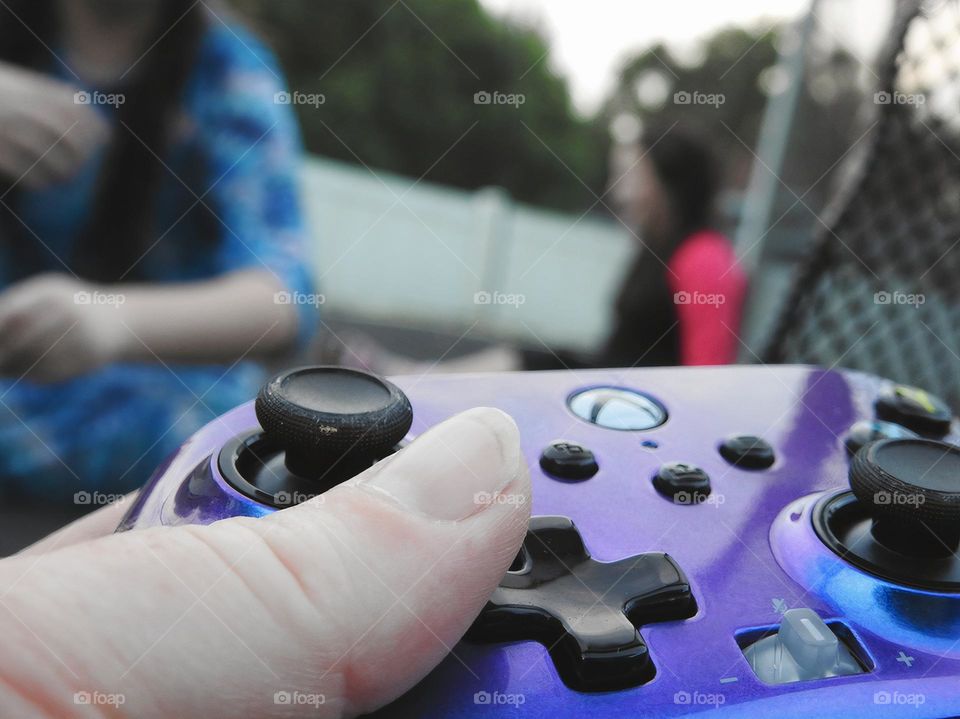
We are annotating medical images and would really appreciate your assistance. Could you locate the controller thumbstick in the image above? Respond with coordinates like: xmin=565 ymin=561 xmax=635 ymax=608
xmin=255 ymin=366 xmax=413 ymax=480
xmin=850 ymin=438 xmax=960 ymax=556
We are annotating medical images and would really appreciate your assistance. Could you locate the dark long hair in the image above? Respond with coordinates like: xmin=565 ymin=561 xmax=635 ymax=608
xmin=601 ymin=126 xmax=721 ymax=366
xmin=0 ymin=0 xmax=207 ymax=282
xmin=641 ymin=125 xmax=720 ymax=249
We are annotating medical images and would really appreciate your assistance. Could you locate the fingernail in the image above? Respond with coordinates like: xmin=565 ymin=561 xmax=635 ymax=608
xmin=357 ymin=407 xmax=524 ymax=521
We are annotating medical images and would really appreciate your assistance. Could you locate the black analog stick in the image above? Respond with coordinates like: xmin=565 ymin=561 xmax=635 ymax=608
xmin=255 ymin=366 xmax=413 ymax=480
xmin=850 ymin=438 xmax=960 ymax=556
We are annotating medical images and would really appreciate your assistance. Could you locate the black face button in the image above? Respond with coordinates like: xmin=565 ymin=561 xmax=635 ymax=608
xmin=719 ymin=435 xmax=775 ymax=469
xmin=844 ymin=420 xmax=918 ymax=455
xmin=875 ymin=384 xmax=953 ymax=437
xmin=653 ymin=462 xmax=711 ymax=502
xmin=567 ymin=387 xmax=667 ymax=430
xmin=539 ymin=441 xmax=598 ymax=481
xmin=466 ymin=516 xmax=697 ymax=692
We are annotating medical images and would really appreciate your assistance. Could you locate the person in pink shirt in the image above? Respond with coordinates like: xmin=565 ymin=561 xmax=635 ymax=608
xmin=600 ymin=126 xmax=747 ymax=367
xmin=325 ymin=127 xmax=747 ymax=374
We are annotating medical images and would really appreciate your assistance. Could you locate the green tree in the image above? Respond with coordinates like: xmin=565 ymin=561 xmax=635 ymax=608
xmin=229 ymin=0 xmax=609 ymax=212
xmin=603 ymin=24 xmax=866 ymax=210
xmin=602 ymin=27 xmax=781 ymax=188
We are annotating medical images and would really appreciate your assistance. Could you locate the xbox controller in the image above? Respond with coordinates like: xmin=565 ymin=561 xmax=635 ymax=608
xmin=118 ymin=365 xmax=960 ymax=718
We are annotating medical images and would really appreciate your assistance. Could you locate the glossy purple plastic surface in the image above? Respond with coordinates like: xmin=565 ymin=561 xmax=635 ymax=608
xmin=119 ymin=366 xmax=960 ymax=718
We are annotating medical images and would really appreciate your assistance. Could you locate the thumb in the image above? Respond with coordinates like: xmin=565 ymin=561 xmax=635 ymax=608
xmin=0 ymin=407 xmax=530 ymax=719
xmin=250 ymin=405 xmax=531 ymax=715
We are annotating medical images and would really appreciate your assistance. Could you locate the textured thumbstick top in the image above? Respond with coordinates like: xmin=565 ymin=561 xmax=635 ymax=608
xmin=255 ymin=366 xmax=413 ymax=472
xmin=850 ymin=438 xmax=960 ymax=537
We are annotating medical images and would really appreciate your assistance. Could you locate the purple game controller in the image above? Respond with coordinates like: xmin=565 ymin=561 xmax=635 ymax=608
xmin=118 ymin=365 xmax=960 ymax=717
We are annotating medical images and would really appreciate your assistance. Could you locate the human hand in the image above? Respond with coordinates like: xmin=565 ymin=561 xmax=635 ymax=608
xmin=0 ymin=61 xmax=110 ymax=189
xmin=0 ymin=273 xmax=128 ymax=383
xmin=0 ymin=408 xmax=531 ymax=718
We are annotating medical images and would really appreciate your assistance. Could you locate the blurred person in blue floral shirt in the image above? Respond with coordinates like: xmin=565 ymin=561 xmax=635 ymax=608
xmin=0 ymin=0 xmax=316 ymax=499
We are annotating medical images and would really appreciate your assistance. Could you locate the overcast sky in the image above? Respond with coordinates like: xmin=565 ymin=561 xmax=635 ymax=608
xmin=477 ymin=0 xmax=886 ymax=114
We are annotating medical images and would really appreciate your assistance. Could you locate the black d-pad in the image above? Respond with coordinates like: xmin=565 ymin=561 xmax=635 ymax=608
xmin=466 ymin=516 xmax=697 ymax=691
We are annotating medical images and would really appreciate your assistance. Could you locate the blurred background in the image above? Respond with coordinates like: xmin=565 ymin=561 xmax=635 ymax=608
xmin=229 ymin=0 xmax=891 ymax=354
xmin=0 ymin=0 xmax=956 ymax=551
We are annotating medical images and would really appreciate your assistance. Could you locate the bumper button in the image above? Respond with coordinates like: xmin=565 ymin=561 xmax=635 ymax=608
xmin=875 ymin=384 xmax=953 ymax=437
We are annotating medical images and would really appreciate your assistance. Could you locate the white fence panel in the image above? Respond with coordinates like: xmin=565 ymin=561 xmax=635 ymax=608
xmin=300 ymin=155 xmax=632 ymax=350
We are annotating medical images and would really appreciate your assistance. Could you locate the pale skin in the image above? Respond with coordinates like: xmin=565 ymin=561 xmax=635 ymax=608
xmin=0 ymin=271 xmax=300 ymax=382
xmin=0 ymin=4 xmax=531 ymax=715
xmin=0 ymin=0 xmax=300 ymax=383
xmin=0 ymin=5 xmax=534 ymax=717
xmin=0 ymin=408 xmax=531 ymax=717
